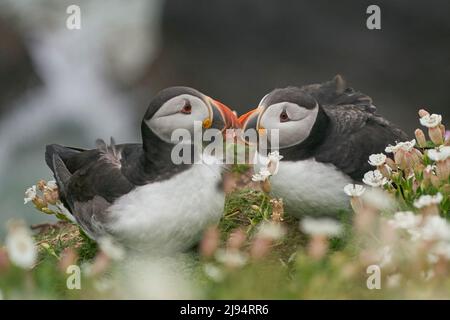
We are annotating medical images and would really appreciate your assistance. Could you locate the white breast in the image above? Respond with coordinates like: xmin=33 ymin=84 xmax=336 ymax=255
xmin=106 ymin=161 xmax=225 ymax=253
xmin=269 ymin=159 xmax=352 ymax=217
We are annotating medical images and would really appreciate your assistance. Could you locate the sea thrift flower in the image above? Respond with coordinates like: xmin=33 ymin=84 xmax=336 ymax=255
xmin=200 ymin=226 xmax=220 ymax=258
xmin=385 ymin=140 xmax=416 ymax=153
xmin=420 ymin=114 xmax=444 ymax=145
xmin=414 ymin=193 xmax=443 ymax=216
xmin=24 ymin=185 xmax=37 ymax=204
xmin=5 ymin=220 xmax=38 ymax=269
xmin=445 ymin=130 xmax=450 ymax=142
xmin=420 ymin=114 xmax=442 ymax=128
xmin=418 ymin=109 xmax=430 ymax=118
xmin=45 ymin=180 xmax=58 ymax=190
xmin=257 ymin=221 xmax=286 ymax=241
xmin=368 ymin=153 xmax=391 ymax=177
xmin=368 ymin=153 xmax=387 ymax=167
xmin=421 ymin=215 xmax=450 ymax=241
xmin=385 ymin=140 xmax=421 ymax=169
xmin=415 ymin=129 xmax=427 ymax=148
xmin=428 ymin=146 xmax=450 ymax=161
xmin=203 ymin=263 xmax=224 ymax=282
xmin=362 ymin=170 xmax=388 ymax=187
xmin=58 ymin=248 xmax=78 ymax=272
xmin=344 ymin=184 xmax=366 ymax=197
xmin=227 ymin=228 xmax=247 ymax=250
xmin=267 ymin=151 xmax=283 ymax=175
xmin=428 ymin=146 xmax=450 ymax=180
xmin=300 ymin=217 xmax=342 ymax=237
xmin=215 ymin=249 xmax=248 ymax=268
xmin=300 ymin=218 xmax=342 ymax=259
xmin=388 ymin=211 xmax=421 ymax=230
xmin=251 ymin=168 xmax=271 ymax=182
xmin=344 ymin=184 xmax=365 ymax=212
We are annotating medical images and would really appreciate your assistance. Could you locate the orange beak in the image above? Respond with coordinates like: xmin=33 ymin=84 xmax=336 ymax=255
xmin=238 ymin=107 xmax=260 ymax=131
xmin=210 ymin=98 xmax=240 ymax=131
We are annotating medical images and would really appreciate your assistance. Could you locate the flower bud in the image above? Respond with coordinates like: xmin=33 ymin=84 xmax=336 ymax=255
xmin=227 ymin=228 xmax=246 ymax=251
xmin=307 ymin=235 xmax=328 ymax=260
xmin=385 ymin=157 xmax=397 ymax=171
xmin=415 ymin=129 xmax=427 ymax=148
xmin=37 ymin=180 xmax=47 ymax=192
xmin=199 ymin=226 xmax=220 ymax=258
xmin=429 ymin=127 xmax=444 ymax=145
xmin=436 ymin=161 xmax=449 ymax=181
xmin=250 ymin=237 xmax=272 ymax=260
xmin=378 ymin=164 xmax=391 ymax=178
xmin=430 ymin=175 xmax=441 ymax=188
xmin=32 ymin=196 xmax=47 ymax=210
xmin=43 ymin=189 xmax=59 ymax=205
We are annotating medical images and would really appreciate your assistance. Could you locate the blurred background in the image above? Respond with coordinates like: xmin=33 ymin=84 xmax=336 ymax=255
xmin=0 ymin=0 xmax=449 ymax=234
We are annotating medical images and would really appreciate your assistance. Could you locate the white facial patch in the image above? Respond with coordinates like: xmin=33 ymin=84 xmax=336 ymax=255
xmin=259 ymin=102 xmax=319 ymax=148
xmin=145 ymin=94 xmax=209 ymax=143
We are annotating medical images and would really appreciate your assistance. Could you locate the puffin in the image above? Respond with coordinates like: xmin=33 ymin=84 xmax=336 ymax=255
xmin=239 ymin=76 xmax=408 ymax=217
xmin=45 ymin=86 xmax=238 ymax=253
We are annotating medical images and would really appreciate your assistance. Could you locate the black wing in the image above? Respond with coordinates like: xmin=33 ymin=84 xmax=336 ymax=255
xmin=316 ymin=105 xmax=408 ymax=180
xmin=301 ymin=75 xmax=376 ymax=113
xmin=46 ymin=139 xmax=135 ymax=237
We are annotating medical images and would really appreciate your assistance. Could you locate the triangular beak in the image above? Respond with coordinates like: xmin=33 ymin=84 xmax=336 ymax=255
xmin=210 ymin=98 xmax=240 ymax=130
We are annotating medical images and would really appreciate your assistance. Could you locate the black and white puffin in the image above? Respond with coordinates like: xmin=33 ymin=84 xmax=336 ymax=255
xmin=45 ymin=86 xmax=238 ymax=253
xmin=240 ymin=76 xmax=408 ymax=217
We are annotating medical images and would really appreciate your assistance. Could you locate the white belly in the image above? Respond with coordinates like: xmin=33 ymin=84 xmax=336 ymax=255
xmin=270 ymin=159 xmax=352 ymax=217
xmin=106 ymin=162 xmax=225 ymax=253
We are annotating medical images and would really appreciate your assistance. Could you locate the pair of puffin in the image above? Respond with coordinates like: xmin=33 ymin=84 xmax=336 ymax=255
xmin=45 ymin=76 xmax=407 ymax=253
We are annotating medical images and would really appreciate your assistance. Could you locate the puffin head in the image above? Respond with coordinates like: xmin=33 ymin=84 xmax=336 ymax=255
xmin=239 ymin=87 xmax=324 ymax=149
xmin=142 ymin=87 xmax=238 ymax=146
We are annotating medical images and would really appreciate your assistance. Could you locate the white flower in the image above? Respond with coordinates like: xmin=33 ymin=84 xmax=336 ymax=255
xmin=362 ymin=170 xmax=388 ymax=187
xmin=215 ymin=249 xmax=248 ymax=267
xmin=267 ymin=151 xmax=283 ymax=175
xmin=424 ymin=165 xmax=436 ymax=174
xmin=343 ymin=184 xmax=365 ymax=197
xmin=5 ymin=220 xmax=37 ymax=269
xmin=203 ymin=263 xmax=224 ymax=282
xmin=413 ymin=193 xmax=443 ymax=209
xmin=428 ymin=146 xmax=450 ymax=161
xmin=268 ymin=151 xmax=283 ymax=162
xmin=388 ymin=211 xmax=420 ymax=230
xmin=385 ymin=139 xmax=416 ymax=153
xmin=419 ymin=114 xmax=442 ymax=128
xmin=23 ymin=185 xmax=37 ymax=204
xmin=368 ymin=153 xmax=387 ymax=166
xmin=45 ymin=180 xmax=58 ymax=190
xmin=300 ymin=217 xmax=342 ymax=237
xmin=257 ymin=222 xmax=286 ymax=240
xmin=98 ymin=236 xmax=125 ymax=261
xmin=420 ymin=216 xmax=450 ymax=241
xmin=251 ymin=168 xmax=271 ymax=182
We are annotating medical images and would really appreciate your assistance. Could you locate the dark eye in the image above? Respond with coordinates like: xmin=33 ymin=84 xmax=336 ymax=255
xmin=180 ymin=102 xmax=192 ymax=114
xmin=280 ymin=110 xmax=289 ymax=122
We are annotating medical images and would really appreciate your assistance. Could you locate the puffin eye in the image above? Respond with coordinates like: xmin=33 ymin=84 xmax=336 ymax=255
xmin=180 ymin=102 xmax=192 ymax=114
xmin=280 ymin=110 xmax=290 ymax=122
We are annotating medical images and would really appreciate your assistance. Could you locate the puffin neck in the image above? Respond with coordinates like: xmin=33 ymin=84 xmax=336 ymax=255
xmin=277 ymin=106 xmax=330 ymax=161
xmin=140 ymin=121 xmax=192 ymax=177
